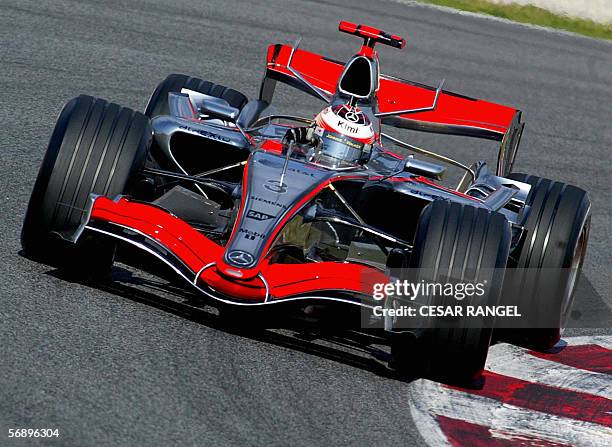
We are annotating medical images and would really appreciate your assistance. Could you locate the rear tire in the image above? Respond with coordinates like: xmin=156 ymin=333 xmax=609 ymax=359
xmin=144 ymin=74 xmax=248 ymax=119
xmin=391 ymin=200 xmax=511 ymax=384
xmin=499 ymin=173 xmax=591 ymax=350
xmin=21 ymin=95 xmax=151 ymax=277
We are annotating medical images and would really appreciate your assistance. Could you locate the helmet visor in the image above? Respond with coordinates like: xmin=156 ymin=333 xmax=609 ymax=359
xmin=312 ymin=130 xmax=366 ymax=168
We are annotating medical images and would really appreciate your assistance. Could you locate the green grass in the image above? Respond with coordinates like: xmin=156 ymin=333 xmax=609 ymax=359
xmin=417 ymin=0 xmax=612 ymax=40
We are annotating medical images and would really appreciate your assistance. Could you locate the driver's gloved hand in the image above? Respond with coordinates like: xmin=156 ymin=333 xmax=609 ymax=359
xmin=282 ymin=126 xmax=314 ymax=156
xmin=283 ymin=126 xmax=311 ymax=145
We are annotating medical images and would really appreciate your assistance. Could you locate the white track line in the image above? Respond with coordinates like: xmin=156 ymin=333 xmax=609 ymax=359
xmin=392 ymin=0 xmax=612 ymax=44
xmin=486 ymin=342 xmax=612 ymax=399
xmin=561 ymin=335 xmax=612 ymax=349
xmin=409 ymin=378 xmax=612 ymax=447
xmin=409 ymin=392 xmax=452 ymax=447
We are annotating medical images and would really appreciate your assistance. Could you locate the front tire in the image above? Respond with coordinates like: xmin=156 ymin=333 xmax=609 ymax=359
xmin=21 ymin=95 xmax=151 ymax=276
xmin=500 ymin=173 xmax=591 ymax=350
xmin=391 ymin=200 xmax=511 ymax=384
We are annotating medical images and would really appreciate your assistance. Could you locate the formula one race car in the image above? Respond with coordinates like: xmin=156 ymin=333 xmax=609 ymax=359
xmin=22 ymin=21 xmax=591 ymax=383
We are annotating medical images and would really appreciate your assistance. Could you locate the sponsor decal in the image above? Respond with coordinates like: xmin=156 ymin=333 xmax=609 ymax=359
xmin=238 ymin=228 xmax=264 ymax=240
xmin=323 ymin=130 xmax=364 ymax=150
xmin=401 ymin=187 xmax=444 ymax=201
xmin=246 ymin=209 xmax=275 ymax=221
xmin=226 ymin=250 xmax=254 ymax=266
xmin=178 ymin=125 xmax=231 ymax=143
xmin=336 ymin=118 xmax=358 ymax=134
xmin=263 ymin=179 xmax=288 ymax=194
xmin=344 ymin=110 xmax=361 ymax=123
xmin=250 ymin=196 xmax=288 ymax=209
xmin=319 ymin=105 xmax=373 ymax=140
xmin=287 ymin=166 xmax=316 ymax=177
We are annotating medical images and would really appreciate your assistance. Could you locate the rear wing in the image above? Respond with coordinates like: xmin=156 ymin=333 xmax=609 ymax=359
xmin=260 ymin=43 xmax=524 ymax=175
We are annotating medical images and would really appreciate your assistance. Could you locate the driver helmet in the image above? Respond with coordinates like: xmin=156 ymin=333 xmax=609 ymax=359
xmin=311 ymin=104 xmax=375 ymax=168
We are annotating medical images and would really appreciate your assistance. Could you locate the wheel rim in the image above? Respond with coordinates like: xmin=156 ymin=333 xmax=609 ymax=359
xmin=560 ymin=217 xmax=590 ymax=331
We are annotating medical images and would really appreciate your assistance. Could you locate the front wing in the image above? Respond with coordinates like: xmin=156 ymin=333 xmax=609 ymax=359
xmin=81 ymin=196 xmax=388 ymax=307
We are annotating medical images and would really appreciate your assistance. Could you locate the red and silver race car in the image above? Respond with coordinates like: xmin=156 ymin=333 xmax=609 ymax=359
xmin=22 ymin=21 xmax=591 ymax=383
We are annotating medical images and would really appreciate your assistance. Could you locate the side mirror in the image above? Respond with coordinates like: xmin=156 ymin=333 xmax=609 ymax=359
xmin=404 ymin=157 xmax=446 ymax=180
xmin=200 ymin=100 xmax=240 ymax=122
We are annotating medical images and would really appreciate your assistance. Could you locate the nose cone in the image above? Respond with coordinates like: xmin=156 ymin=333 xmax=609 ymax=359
xmin=219 ymin=151 xmax=336 ymax=278
xmin=197 ymin=263 xmax=268 ymax=301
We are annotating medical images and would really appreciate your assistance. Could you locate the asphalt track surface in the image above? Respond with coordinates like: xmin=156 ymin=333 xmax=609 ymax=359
xmin=1 ymin=1 xmax=611 ymax=446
